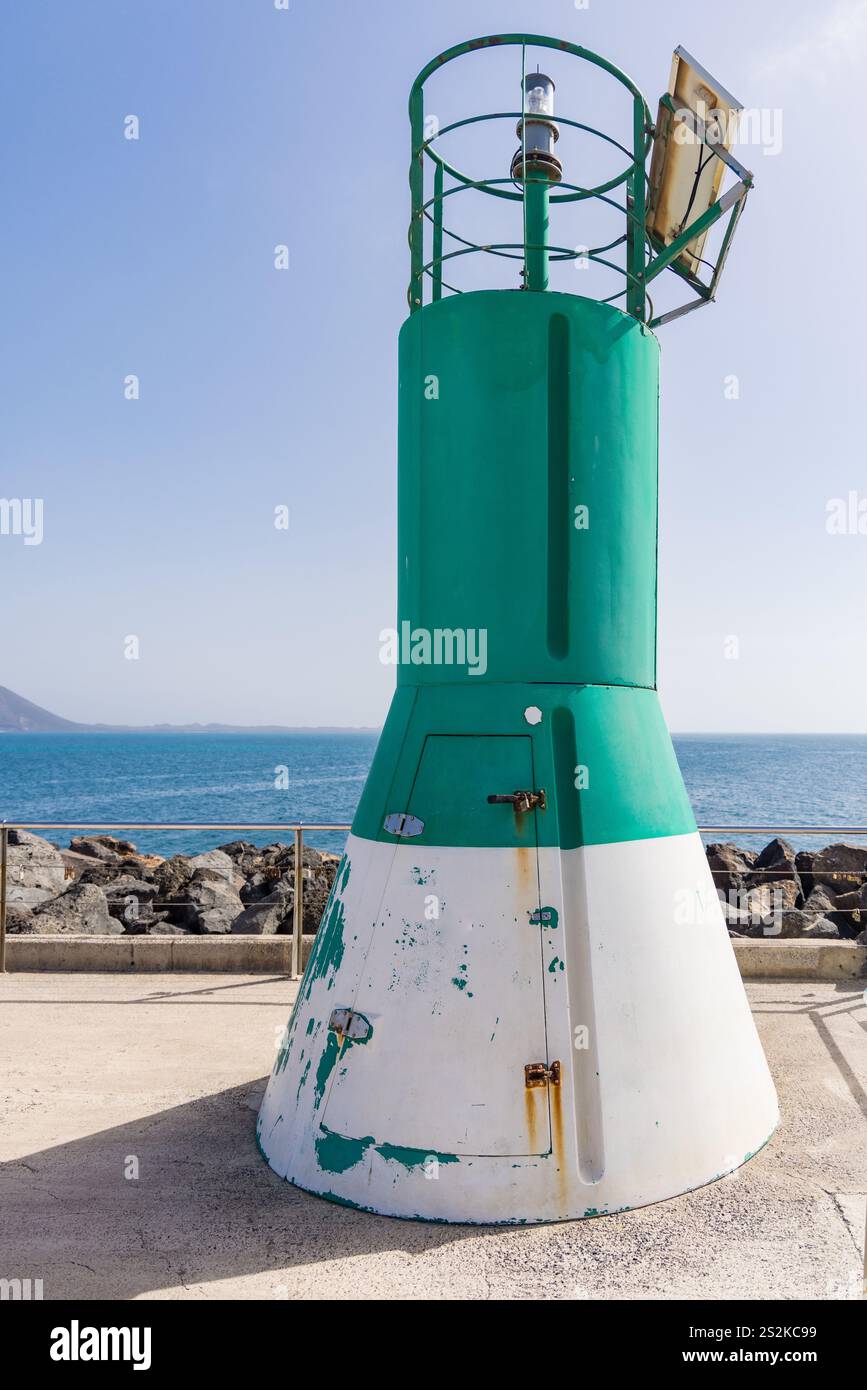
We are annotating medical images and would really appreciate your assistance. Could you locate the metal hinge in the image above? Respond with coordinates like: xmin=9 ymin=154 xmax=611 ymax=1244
xmin=328 ymin=1008 xmax=372 ymax=1042
xmin=383 ymin=812 xmax=425 ymax=837
xmin=529 ymin=906 xmax=556 ymax=928
xmin=525 ymin=1060 xmax=561 ymax=1088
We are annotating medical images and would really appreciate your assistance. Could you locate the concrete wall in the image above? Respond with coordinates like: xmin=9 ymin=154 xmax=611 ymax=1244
xmin=733 ymin=938 xmax=867 ymax=981
xmin=3 ymin=934 xmax=316 ymax=973
xmin=1 ymin=935 xmax=865 ymax=979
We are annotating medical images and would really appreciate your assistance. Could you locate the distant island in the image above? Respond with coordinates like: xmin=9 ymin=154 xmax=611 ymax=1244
xmin=0 ymin=685 xmax=377 ymax=735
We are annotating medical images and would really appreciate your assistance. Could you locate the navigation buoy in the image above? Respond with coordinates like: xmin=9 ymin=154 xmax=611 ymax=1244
xmin=258 ymin=35 xmax=778 ymax=1223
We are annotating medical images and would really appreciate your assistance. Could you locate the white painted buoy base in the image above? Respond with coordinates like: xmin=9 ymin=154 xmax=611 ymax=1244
xmin=257 ymin=831 xmax=778 ymax=1224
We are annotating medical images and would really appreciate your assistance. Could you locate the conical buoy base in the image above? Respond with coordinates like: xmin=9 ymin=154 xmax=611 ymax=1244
xmin=258 ymin=685 xmax=778 ymax=1224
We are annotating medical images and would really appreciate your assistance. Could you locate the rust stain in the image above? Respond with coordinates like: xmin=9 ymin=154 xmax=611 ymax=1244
xmin=549 ymin=1071 xmax=568 ymax=1207
xmin=550 ymin=1071 xmax=564 ymax=1155
xmin=524 ymin=1084 xmax=540 ymax=1152
xmin=514 ymin=843 xmax=532 ymax=899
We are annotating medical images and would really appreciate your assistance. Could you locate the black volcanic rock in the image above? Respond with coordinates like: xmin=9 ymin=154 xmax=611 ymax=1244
xmin=170 ymin=873 xmax=243 ymax=934
xmin=29 ymin=882 xmax=121 ymax=935
xmin=742 ymin=908 xmax=840 ymax=939
xmin=5 ymin=904 xmax=35 ymax=933
xmin=809 ymin=843 xmax=867 ymax=894
xmin=750 ymin=837 xmax=800 ymax=885
xmin=69 ymin=834 xmax=138 ymax=861
xmin=152 ymin=856 xmax=195 ymax=900
xmin=795 ymin=851 xmax=815 ymax=896
xmin=102 ymin=875 xmax=167 ymax=932
xmin=231 ymin=886 xmax=293 ymax=936
xmin=6 ymin=830 xmax=68 ymax=906
xmin=705 ymin=842 xmax=756 ymax=892
xmin=802 ymin=883 xmax=837 ymax=917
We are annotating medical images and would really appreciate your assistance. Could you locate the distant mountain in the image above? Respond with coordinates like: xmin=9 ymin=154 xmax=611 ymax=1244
xmin=0 ymin=685 xmax=376 ymax=735
xmin=0 ymin=686 xmax=86 ymax=732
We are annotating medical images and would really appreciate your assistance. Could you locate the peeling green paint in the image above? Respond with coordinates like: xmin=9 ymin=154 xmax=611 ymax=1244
xmin=313 ymin=1030 xmax=341 ymax=1108
xmin=547 ymin=956 xmax=565 ymax=972
xmin=307 ymin=890 xmax=347 ymax=997
xmin=295 ymin=1055 xmax=312 ymax=1106
xmin=274 ymin=1026 xmax=293 ymax=1075
xmin=298 ymin=858 xmax=351 ymax=1006
xmin=311 ymin=1130 xmax=460 ymax=1178
xmin=318 ymin=1189 xmax=372 ymax=1212
xmin=397 ymin=920 xmax=420 ymax=948
xmin=254 ymin=1122 xmax=268 ymax=1163
xmin=317 ymin=1188 xmax=377 ymax=1214
xmin=315 ymin=1124 xmax=375 ymax=1174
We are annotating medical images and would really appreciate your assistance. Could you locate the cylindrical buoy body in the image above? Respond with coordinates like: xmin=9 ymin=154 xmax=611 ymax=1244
xmin=258 ymin=291 xmax=778 ymax=1223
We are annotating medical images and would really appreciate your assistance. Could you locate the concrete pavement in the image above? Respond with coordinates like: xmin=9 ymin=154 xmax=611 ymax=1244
xmin=0 ymin=972 xmax=864 ymax=1300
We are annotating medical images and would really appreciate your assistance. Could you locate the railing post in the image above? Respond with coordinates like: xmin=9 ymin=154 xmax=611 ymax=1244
xmin=291 ymin=826 xmax=304 ymax=980
xmin=626 ymin=92 xmax=647 ymax=320
xmin=0 ymin=824 xmax=8 ymax=974
xmin=409 ymin=84 xmax=425 ymax=310
xmin=432 ymin=159 xmax=443 ymax=302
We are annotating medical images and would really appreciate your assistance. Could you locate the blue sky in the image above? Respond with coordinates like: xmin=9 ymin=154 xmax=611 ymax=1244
xmin=1 ymin=0 xmax=864 ymax=731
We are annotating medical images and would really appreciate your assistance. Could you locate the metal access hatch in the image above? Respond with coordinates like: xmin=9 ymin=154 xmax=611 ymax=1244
xmin=321 ymin=735 xmax=553 ymax=1157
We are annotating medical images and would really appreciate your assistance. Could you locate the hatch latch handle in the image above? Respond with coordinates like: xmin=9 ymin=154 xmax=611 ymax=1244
xmin=487 ymin=790 xmax=546 ymax=814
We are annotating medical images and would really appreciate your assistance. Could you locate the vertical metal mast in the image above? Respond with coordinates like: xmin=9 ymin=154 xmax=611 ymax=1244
xmin=512 ymin=69 xmax=561 ymax=291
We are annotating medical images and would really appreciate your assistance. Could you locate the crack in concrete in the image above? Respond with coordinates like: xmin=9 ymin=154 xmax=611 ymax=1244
xmin=829 ymin=1191 xmax=865 ymax=1259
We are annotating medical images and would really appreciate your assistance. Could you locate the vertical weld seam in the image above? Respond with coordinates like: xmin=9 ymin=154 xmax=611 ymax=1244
xmin=528 ymin=736 xmax=553 ymax=1156
xmin=552 ymin=704 xmax=581 ymax=851
xmin=653 ymin=368 xmax=660 ymax=689
xmin=547 ymin=314 xmax=570 ymax=660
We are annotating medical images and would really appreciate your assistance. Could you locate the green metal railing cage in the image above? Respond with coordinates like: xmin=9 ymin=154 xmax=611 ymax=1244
xmin=407 ymin=33 xmax=754 ymax=329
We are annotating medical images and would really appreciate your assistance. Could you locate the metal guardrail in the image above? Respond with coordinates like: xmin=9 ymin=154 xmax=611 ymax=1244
xmin=2 ymin=819 xmax=867 ymax=977
xmin=0 ymin=822 xmax=353 ymax=980
xmin=697 ymin=827 xmax=867 ymax=837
